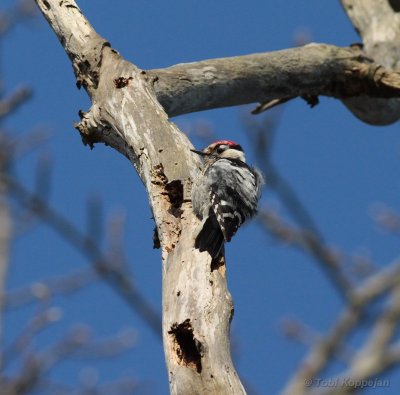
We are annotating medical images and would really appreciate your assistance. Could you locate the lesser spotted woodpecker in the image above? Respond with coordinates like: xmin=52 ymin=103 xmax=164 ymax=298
xmin=191 ymin=140 xmax=263 ymax=259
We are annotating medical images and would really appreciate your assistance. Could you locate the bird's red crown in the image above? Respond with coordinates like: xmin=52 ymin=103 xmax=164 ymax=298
xmin=213 ymin=140 xmax=243 ymax=151
xmin=214 ymin=139 xmax=238 ymax=146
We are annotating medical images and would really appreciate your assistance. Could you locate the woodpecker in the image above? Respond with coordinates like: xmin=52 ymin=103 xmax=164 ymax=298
xmin=191 ymin=140 xmax=263 ymax=259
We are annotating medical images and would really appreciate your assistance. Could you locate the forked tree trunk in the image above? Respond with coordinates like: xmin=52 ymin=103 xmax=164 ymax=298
xmin=33 ymin=0 xmax=400 ymax=394
xmin=34 ymin=1 xmax=245 ymax=393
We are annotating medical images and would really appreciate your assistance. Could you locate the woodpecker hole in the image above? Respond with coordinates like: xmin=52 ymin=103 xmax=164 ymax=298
xmin=113 ymin=76 xmax=133 ymax=88
xmin=168 ymin=319 xmax=202 ymax=373
xmin=165 ymin=180 xmax=184 ymax=217
xmin=389 ymin=0 xmax=400 ymax=12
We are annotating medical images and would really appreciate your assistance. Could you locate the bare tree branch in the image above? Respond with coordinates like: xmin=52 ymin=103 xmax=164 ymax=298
xmin=1 ymin=305 xmax=62 ymax=372
xmin=0 ymin=138 xmax=11 ymax=366
xmin=0 ymin=0 xmax=37 ymax=39
xmin=1 ymin=323 xmax=137 ymax=395
xmin=242 ymin=112 xmax=353 ymax=297
xmin=4 ymin=268 xmax=97 ymax=309
xmin=149 ymin=44 xmax=400 ymax=122
xmin=282 ymin=258 xmax=400 ymax=395
xmin=0 ymin=86 xmax=32 ymax=120
xmin=5 ymin=176 xmax=162 ymax=338
xmin=258 ymin=209 xmax=351 ymax=297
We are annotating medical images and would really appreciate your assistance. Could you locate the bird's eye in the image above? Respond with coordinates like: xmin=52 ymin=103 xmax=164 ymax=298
xmin=216 ymin=145 xmax=226 ymax=154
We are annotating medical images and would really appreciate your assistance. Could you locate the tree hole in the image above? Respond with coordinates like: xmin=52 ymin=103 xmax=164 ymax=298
xmin=389 ymin=0 xmax=400 ymax=12
xmin=168 ymin=319 xmax=202 ymax=373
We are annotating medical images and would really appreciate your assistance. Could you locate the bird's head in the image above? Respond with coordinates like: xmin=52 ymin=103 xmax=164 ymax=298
xmin=191 ymin=140 xmax=246 ymax=163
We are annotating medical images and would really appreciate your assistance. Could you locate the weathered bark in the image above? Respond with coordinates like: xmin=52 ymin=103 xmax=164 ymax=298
xmin=149 ymin=44 xmax=400 ymax=118
xmin=340 ymin=0 xmax=400 ymax=124
xmin=34 ymin=1 xmax=244 ymax=393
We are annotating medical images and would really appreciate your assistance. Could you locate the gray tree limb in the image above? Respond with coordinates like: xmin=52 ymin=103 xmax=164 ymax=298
xmin=34 ymin=0 xmax=244 ymax=394
xmin=149 ymin=44 xmax=400 ymax=120
xmin=340 ymin=0 xmax=400 ymax=124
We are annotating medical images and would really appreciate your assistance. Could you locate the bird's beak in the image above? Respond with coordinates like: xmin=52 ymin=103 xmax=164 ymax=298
xmin=191 ymin=149 xmax=209 ymax=157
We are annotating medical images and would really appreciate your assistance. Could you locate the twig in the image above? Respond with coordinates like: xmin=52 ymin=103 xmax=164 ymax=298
xmin=0 ymin=86 xmax=32 ymax=119
xmin=4 ymin=176 xmax=161 ymax=338
xmin=242 ymin=113 xmax=353 ymax=298
xmin=258 ymin=206 xmax=351 ymax=298
xmin=282 ymin=258 xmax=400 ymax=395
xmin=4 ymin=268 xmax=97 ymax=309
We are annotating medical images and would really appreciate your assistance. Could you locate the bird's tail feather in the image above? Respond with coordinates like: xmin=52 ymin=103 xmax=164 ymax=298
xmin=195 ymin=214 xmax=224 ymax=259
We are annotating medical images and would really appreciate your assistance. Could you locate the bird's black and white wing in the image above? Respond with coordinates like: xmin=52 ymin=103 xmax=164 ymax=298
xmin=194 ymin=157 xmax=262 ymax=258
xmin=207 ymin=158 xmax=261 ymax=241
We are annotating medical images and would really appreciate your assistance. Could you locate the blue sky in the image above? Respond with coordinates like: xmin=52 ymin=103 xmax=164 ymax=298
xmin=3 ymin=0 xmax=400 ymax=394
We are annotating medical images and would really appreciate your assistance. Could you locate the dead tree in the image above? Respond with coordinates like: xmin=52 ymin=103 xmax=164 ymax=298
xmin=33 ymin=0 xmax=400 ymax=394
